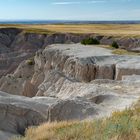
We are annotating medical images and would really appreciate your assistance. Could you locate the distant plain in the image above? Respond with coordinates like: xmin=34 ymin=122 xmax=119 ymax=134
xmin=1 ymin=24 xmax=140 ymax=36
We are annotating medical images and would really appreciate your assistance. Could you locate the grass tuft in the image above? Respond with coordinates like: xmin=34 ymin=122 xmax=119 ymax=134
xmin=81 ymin=38 xmax=100 ymax=45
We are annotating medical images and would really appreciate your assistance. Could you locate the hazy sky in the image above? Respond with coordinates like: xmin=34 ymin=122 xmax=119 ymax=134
xmin=0 ymin=0 xmax=140 ymax=20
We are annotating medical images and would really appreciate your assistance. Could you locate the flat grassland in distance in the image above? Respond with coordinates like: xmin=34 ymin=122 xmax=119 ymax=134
xmin=1 ymin=24 xmax=140 ymax=36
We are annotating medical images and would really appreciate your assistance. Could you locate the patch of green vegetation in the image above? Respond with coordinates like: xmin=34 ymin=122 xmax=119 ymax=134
xmin=111 ymin=41 xmax=119 ymax=49
xmin=13 ymin=101 xmax=140 ymax=140
xmin=26 ymin=58 xmax=35 ymax=66
xmin=81 ymin=38 xmax=100 ymax=45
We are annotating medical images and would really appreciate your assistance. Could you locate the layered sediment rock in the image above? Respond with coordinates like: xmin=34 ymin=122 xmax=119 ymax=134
xmin=116 ymin=59 xmax=140 ymax=80
xmin=0 ymin=27 xmax=140 ymax=79
xmin=1 ymin=44 xmax=140 ymax=98
xmin=0 ymin=60 xmax=34 ymax=96
xmin=35 ymin=44 xmax=140 ymax=96
xmin=0 ymin=92 xmax=51 ymax=139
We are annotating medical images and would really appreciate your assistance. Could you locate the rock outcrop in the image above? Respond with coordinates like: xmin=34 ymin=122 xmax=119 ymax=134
xmin=116 ymin=59 xmax=140 ymax=80
xmin=0 ymin=60 xmax=34 ymax=96
xmin=0 ymin=92 xmax=60 ymax=139
xmin=0 ymin=44 xmax=140 ymax=98
xmin=48 ymin=99 xmax=100 ymax=121
xmin=33 ymin=44 xmax=140 ymax=97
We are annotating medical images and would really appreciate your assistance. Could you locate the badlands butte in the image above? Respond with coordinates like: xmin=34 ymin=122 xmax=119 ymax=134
xmin=0 ymin=24 xmax=139 ymax=140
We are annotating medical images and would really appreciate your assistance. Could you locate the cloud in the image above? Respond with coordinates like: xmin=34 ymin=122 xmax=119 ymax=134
xmin=52 ymin=1 xmax=81 ymax=5
xmin=90 ymin=0 xmax=106 ymax=3
xmin=52 ymin=0 xmax=106 ymax=5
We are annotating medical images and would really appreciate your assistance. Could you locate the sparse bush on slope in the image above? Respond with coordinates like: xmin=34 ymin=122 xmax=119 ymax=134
xmin=26 ymin=58 xmax=35 ymax=66
xmin=81 ymin=38 xmax=100 ymax=45
xmin=13 ymin=102 xmax=140 ymax=140
xmin=111 ymin=41 xmax=119 ymax=49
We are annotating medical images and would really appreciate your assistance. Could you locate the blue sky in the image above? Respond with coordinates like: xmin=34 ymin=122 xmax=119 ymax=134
xmin=0 ymin=0 xmax=140 ymax=20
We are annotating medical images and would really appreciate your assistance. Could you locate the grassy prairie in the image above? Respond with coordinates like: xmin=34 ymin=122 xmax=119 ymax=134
xmin=13 ymin=102 xmax=140 ymax=140
xmin=1 ymin=24 xmax=140 ymax=36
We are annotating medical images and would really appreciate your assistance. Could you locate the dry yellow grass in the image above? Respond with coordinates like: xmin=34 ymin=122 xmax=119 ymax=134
xmin=112 ymin=49 xmax=140 ymax=55
xmin=89 ymin=45 xmax=140 ymax=56
xmin=1 ymin=24 xmax=140 ymax=36
xmin=13 ymin=102 xmax=140 ymax=140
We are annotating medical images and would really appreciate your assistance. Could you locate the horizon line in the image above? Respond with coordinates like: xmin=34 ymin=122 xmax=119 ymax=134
xmin=0 ymin=19 xmax=140 ymax=21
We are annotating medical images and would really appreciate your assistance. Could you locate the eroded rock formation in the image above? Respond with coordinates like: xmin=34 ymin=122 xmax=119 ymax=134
xmin=0 ymin=28 xmax=140 ymax=140
xmin=0 ymin=44 xmax=140 ymax=98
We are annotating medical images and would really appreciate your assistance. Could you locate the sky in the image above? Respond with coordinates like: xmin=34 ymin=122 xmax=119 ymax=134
xmin=0 ymin=0 xmax=140 ymax=21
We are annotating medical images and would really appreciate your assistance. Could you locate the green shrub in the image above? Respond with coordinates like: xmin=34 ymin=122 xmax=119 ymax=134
xmin=26 ymin=59 xmax=35 ymax=66
xmin=81 ymin=38 xmax=100 ymax=45
xmin=111 ymin=41 xmax=119 ymax=49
